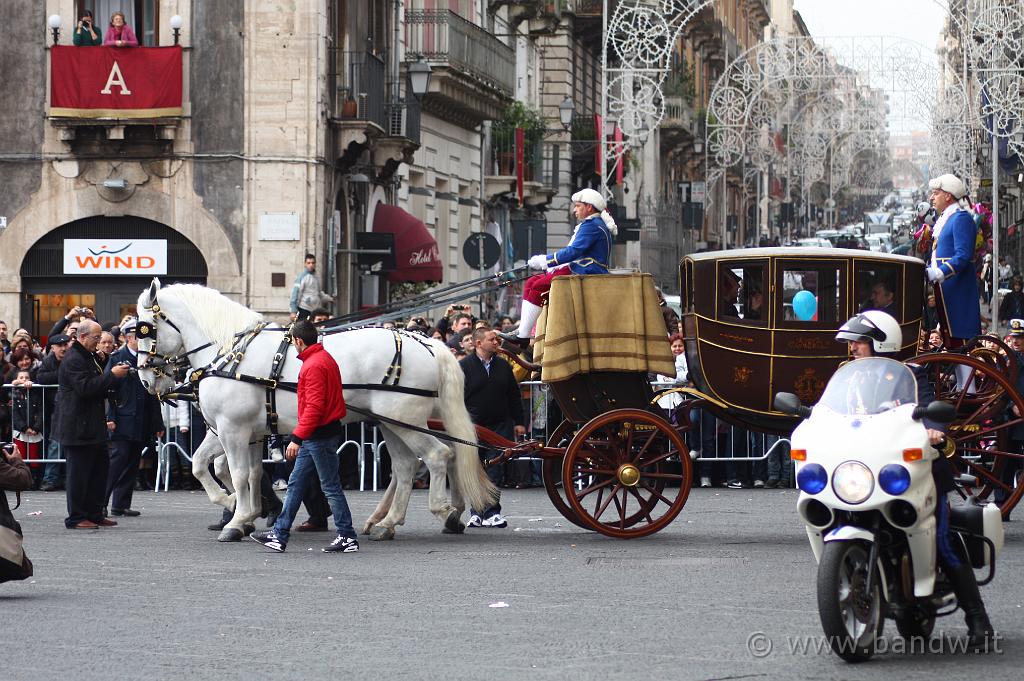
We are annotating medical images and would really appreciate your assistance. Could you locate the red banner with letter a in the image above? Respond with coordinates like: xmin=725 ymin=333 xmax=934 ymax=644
xmin=50 ymin=46 xmax=183 ymax=118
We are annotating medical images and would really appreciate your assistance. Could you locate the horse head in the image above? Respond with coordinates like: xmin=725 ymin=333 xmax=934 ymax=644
xmin=136 ymin=277 xmax=185 ymax=397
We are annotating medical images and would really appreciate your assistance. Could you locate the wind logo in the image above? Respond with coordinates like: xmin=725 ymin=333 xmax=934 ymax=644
xmin=64 ymin=239 xmax=168 ymax=276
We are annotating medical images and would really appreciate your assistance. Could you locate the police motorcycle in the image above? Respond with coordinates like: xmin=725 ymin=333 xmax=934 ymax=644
xmin=775 ymin=358 xmax=1003 ymax=662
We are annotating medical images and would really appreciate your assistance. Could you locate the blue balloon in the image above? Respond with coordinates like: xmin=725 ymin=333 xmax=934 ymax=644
xmin=793 ymin=290 xmax=817 ymax=321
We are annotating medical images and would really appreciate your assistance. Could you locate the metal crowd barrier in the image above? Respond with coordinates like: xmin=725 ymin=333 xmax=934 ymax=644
xmin=6 ymin=379 xmax=791 ymax=492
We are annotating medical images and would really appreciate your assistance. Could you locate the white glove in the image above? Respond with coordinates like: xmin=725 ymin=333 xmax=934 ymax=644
xmin=528 ymin=254 xmax=549 ymax=271
xmin=926 ymin=266 xmax=945 ymax=283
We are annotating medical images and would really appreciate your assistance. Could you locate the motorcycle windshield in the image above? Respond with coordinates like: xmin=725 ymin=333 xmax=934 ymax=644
xmin=817 ymin=357 xmax=917 ymax=416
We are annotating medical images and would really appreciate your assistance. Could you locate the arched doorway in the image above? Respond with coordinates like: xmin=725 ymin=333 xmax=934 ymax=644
xmin=19 ymin=216 xmax=208 ymax=338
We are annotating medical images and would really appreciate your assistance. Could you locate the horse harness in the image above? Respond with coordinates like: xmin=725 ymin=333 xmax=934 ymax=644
xmin=140 ymin=300 xmax=442 ymax=442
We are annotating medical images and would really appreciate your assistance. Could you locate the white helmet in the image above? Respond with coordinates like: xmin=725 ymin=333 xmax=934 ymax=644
xmin=835 ymin=310 xmax=902 ymax=354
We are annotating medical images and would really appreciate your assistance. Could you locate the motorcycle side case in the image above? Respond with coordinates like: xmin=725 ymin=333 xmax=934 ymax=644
xmin=950 ymin=502 xmax=1004 ymax=568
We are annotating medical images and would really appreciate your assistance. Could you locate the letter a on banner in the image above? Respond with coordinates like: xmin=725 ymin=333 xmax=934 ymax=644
xmin=100 ymin=61 xmax=132 ymax=95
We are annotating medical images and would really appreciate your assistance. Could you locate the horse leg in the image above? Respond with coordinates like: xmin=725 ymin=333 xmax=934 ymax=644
xmin=371 ymin=427 xmax=453 ymax=539
xmin=218 ymin=431 xmax=258 ymax=542
xmin=418 ymin=437 xmax=466 ymax=534
xmin=362 ymin=477 xmax=396 ymax=535
xmin=191 ymin=433 xmax=233 ymax=509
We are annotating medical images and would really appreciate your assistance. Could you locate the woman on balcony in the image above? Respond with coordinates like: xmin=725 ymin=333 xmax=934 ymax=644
xmin=103 ymin=11 xmax=138 ymax=47
xmin=73 ymin=9 xmax=102 ymax=46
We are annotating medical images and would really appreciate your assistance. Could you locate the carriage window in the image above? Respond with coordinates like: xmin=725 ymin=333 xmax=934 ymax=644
xmin=781 ymin=266 xmax=841 ymax=324
xmin=855 ymin=262 xmax=901 ymax=320
xmin=717 ymin=263 xmax=767 ymax=323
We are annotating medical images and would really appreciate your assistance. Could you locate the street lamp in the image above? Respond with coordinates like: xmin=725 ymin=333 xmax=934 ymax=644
xmin=558 ymin=96 xmax=574 ymax=132
xmin=407 ymin=57 xmax=432 ymax=100
xmin=48 ymin=15 xmax=61 ymax=45
xmin=170 ymin=15 xmax=183 ymax=45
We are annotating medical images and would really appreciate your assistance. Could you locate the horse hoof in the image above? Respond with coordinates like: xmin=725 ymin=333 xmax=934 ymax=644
xmin=369 ymin=526 xmax=395 ymax=541
xmin=442 ymin=511 xmax=465 ymax=535
xmin=361 ymin=522 xmax=374 ymax=536
xmin=217 ymin=528 xmax=244 ymax=543
xmin=242 ymin=524 xmax=256 ymax=537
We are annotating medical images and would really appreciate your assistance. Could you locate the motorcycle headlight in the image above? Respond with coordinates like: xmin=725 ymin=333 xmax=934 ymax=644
xmin=832 ymin=460 xmax=874 ymax=504
xmin=797 ymin=463 xmax=828 ymax=494
xmin=878 ymin=463 xmax=911 ymax=495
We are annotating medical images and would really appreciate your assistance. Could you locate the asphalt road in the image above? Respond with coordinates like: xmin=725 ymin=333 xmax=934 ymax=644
xmin=4 ymin=486 xmax=1022 ymax=681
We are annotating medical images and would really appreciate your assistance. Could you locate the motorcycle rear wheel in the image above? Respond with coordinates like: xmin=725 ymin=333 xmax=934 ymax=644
xmin=817 ymin=541 xmax=884 ymax=662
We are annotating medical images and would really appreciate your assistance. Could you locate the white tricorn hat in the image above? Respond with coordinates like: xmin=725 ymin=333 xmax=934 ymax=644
xmin=571 ymin=188 xmax=607 ymax=212
xmin=928 ymin=173 xmax=968 ymax=200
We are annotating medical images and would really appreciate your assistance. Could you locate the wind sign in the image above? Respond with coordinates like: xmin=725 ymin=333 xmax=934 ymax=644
xmin=64 ymin=239 xmax=167 ymax=275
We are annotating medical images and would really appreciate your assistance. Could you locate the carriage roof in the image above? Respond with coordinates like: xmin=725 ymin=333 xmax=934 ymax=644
xmin=680 ymin=247 xmax=925 ymax=434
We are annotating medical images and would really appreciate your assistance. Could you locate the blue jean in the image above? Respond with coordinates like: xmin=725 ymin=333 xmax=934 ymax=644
xmin=42 ymin=438 xmax=64 ymax=486
xmin=273 ymin=435 xmax=355 ymax=543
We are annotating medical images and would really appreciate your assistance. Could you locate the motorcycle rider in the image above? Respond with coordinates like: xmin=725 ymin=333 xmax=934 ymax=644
xmin=835 ymin=309 xmax=995 ymax=649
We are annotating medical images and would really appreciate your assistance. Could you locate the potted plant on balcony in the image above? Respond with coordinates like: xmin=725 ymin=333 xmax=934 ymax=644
xmin=492 ymin=102 xmax=545 ymax=178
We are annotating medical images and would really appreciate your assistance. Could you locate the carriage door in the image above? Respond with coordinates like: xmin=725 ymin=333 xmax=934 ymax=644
xmin=772 ymin=259 xmax=848 ymax=406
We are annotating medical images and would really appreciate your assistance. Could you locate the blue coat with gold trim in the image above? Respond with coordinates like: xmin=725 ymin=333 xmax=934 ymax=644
xmin=545 ymin=214 xmax=612 ymax=274
xmin=933 ymin=209 xmax=980 ymax=339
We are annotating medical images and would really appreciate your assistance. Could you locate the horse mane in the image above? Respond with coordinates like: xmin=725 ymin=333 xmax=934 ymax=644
xmin=160 ymin=284 xmax=264 ymax=349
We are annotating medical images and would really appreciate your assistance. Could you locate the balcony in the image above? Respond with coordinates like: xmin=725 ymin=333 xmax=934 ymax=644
xmin=328 ymin=51 xmax=421 ymax=179
xmin=48 ymin=45 xmax=183 ymax=143
xmin=405 ymin=9 xmax=515 ymax=127
xmin=660 ymin=96 xmax=697 ymax=149
xmin=484 ymin=135 xmax=559 ymax=207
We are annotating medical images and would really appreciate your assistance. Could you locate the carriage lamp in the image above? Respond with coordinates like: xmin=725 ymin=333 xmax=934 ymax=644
xmin=48 ymin=14 xmax=62 ymax=45
xmin=878 ymin=464 xmax=911 ymax=496
xmin=832 ymin=460 xmax=874 ymax=504
xmin=797 ymin=463 xmax=827 ymax=494
xmin=170 ymin=15 xmax=183 ymax=45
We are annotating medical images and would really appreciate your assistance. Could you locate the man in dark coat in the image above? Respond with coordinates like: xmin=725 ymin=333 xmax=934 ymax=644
xmin=104 ymin=319 xmax=164 ymax=517
xmin=459 ymin=327 xmax=525 ymax=528
xmin=54 ymin=320 xmax=130 ymax=529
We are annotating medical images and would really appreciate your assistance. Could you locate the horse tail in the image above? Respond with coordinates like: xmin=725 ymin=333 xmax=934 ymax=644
xmin=434 ymin=344 xmax=498 ymax=513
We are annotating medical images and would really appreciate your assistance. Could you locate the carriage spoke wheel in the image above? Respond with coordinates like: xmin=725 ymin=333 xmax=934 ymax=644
xmin=541 ymin=420 xmax=590 ymax=529
xmin=912 ymin=352 xmax=1024 ymax=517
xmin=561 ymin=409 xmax=692 ymax=538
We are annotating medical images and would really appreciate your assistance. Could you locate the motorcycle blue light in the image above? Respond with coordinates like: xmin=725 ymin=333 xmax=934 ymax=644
xmin=797 ymin=463 xmax=828 ymax=494
xmin=878 ymin=463 xmax=911 ymax=495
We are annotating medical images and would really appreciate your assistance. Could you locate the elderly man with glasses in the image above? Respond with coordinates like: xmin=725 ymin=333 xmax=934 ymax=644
xmin=53 ymin=320 xmax=130 ymax=529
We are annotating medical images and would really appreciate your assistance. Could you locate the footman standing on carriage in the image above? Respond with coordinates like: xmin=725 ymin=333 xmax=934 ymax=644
xmin=836 ymin=310 xmax=995 ymax=648
xmin=925 ymin=174 xmax=981 ymax=347
xmin=251 ymin=321 xmax=358 ymax=553
xmin=500 ymin=188 xmax=617 ymax=346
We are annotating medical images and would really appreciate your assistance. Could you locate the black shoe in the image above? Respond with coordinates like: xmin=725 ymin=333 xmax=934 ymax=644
xmin=266 ymin=503 xmax=283 ymax=528
xmin=207 ymin=519 xmax=228 ymax=531
xmin=111 ymin=508 xmax=141 ymax=517
xmin=251 ymin=529 xmax=286 ymax=552
xmin=496 ymin=330 xmax=530 ymax=348
xmin=40 ymin=483 xmax=57 ymax=492
xmin=323 ymin=535 xmax=359 ymax=553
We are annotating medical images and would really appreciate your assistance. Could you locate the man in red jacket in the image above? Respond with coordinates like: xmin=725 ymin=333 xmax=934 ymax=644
xmin=251 ymin=321 xmax=357 ymax=553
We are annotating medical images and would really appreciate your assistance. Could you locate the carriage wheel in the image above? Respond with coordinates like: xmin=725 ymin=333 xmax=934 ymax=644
xmin=911 ymin=352 xmax=1024 ymax=517
xmin=961 ymin=335 xmax=1019 ymax=388
xmin=540 ymin=421 xmax=591 ymax=530
xmin=561 ymin=408 xmax=692 ymax=538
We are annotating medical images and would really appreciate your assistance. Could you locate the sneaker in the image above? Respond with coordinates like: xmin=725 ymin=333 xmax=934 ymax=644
xmin=272 ymin=479 xmax=288 ymax=491
xmin=700 ymin=476 xmax=711 ymax=488
xmin=727 ymin=480 xmax=744 ymax=489
xmin=689 ymin=449 xmax=701 ymax=461
xmin=764 ymin=479 xmax=780 ymax=489
xmin=481 ymin=514 xmax=508 ymax=528
xmin=753 ymin=479 xmax=765 ymax=489
xmin=251 ymin=529 xmax=286 ymax=552
xmin=323 ymin=535 xmax=359 ymax=553
xmin=467 ymin=514 xmax=483 ymax=528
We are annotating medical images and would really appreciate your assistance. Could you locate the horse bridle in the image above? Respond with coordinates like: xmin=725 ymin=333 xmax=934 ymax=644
xmin=136 ymin=300 xmax=218 ymax=381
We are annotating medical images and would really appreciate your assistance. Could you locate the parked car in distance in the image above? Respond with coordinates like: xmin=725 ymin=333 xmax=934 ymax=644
xmin=796 ymin=237 xmax=833 ymax=248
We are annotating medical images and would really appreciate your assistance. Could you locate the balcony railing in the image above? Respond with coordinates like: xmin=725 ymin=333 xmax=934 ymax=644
xmin=662 ymin=96 xmax=695 ymax=133
xmin=405 ymin=9 xmax=514 ymax=97
xmin=332 ymin=51 xmax=388 ymax=131
xmin=486 ymin=134 xmax=559 ymax=192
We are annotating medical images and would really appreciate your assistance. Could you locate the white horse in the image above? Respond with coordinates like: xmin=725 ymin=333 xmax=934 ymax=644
xmin=134 ymin=279 xmax=495 ymax=541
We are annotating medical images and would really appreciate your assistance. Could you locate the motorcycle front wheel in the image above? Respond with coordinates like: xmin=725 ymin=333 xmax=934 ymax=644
xmin=817 ymin=541 xmax=884 ymax=662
